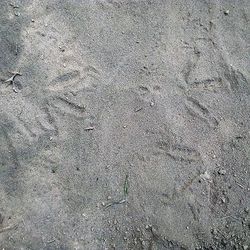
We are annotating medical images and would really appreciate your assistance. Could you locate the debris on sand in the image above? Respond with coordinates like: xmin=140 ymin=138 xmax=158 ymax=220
xmin=218 ymin=169 xmax=226 ymax=175
xmin=3 ymin=72 xmax=22 ymax=93
xmin=104 ymin=199 xmax=126 ymax=208
xmin=104 ymin=174 xmax=129 ymax=208
xmin=200 ymin=171 xmax=211 ymax=181
xmin=9 ymin=3 xmax=19 ymax=8
xmin=134 ymin=107 xmax=143 ymax=112
xmin=84 ymin=126 xmax=94 ymax=131
xmin=0 ymin=223 xmax=18 ymax=234
xmin=124 ymin=174 xmax=129 ymax=196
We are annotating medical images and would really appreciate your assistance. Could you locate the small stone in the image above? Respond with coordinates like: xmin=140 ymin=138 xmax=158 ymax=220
xmin=150 ymin=101 xmax=155 ymax=106
xmin=221 ymin=239 xmax=227 ymax=246
xmin=218 ymin=169 xmax=226 ymax=175
xmin=101 ymin=202 xmax=105 ymax=206
xmin=224 ymin=10 xmax=229 ymax=15
xmin=59 ymin=45 xmax=65 ymax=52
xmin=200 ymin=171 xmax=211 ymax=180
xmin=31 ymin=19 xmax=35 ymax=22
xmin=107 ymin=196 xmax=111 ymax=200
xmin=244 ymin=208 xmax=249 ymax=213
xmin=221 ymin=197 xmax=226 ymax=203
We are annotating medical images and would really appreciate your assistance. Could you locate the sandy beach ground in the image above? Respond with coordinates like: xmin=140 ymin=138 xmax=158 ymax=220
xmin=0 ymin=0 xmax=249 ymax=249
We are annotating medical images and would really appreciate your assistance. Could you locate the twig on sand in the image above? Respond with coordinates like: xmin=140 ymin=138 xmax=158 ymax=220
xmin=105 ymin=199 xmax=126 ymax=208
xmin=219 ymin=215 xmax=241 ymax=221
xmin=3 ymin=72 xmax=22 ymax=93
xmin=0 ymin=223 xmax=18 ymax=234
xmin=134 ymin=107 xmax=143 ymax=112
xmin=9 ymin=3 xmax=20 ymax=8
xmin=124 ymin=174 xmax=129 ymax=196
xmin=104 ymin=174 xmax=129 ymax=209
xmin=236 ymin=182 xmax=245 ymax=189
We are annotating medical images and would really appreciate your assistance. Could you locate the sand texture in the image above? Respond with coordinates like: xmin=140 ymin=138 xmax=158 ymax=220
xmin=0 ymin=0 xmax=249 ymax=249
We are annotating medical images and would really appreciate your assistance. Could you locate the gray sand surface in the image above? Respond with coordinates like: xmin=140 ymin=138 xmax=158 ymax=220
xmin=0 ymin=0 xmax=249 ymax=249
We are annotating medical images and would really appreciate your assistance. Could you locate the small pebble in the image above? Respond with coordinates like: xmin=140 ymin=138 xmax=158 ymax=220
xmin=218 ymin=169 xmax=226 ymax=175
xmin=224 ymin=10 xmax=229 ymax=15
xmin=200 ymin=171 xmax=211 ymax=180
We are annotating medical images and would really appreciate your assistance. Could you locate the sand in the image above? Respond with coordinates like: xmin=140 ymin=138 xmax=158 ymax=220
xmin=0 ymin=0 xmax=249 ymax=249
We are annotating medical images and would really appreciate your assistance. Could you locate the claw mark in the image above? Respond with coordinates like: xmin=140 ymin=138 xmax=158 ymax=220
xmin=0 ymin=223 xmax=18 ymax=234
xmin=0 ymin=125 xmax=20 ymax=169
xmin=40 ymin=102 xmax=59 ymax=134
xmin=3 ymin=72 xmax=22 ymax=93
xmin=187 ymin=97 xmax=209 ymax=114
xmin=185 ymin=97 xmax=218 ymax=127
xmin=190 ymin=77 xmax=222 ymax=90
xmin=17 ymin=116 xmax=36 ymax=138
xmin=162 ymin=172 xmax=201 ymax=205
xmin=53 ymin=70 xmax=80 ymax=82
xmin=167 ymin=145 xmax=201 ymax=163
xmin=148 ymin=226 xmax=188 ymax=250
xmin=182 ymin=48 xmax=200 ymax=85
xmin=84 ymin=65 xmax=100 ymax=75
xmin=223 ymin=65 xmax=250 ymax=95
xmin=188 ymin=202 xmax=199 ymax=221
xmin=182 ymin=61 xmax=195 ymax=85
xmin=50 ymin=96 xmax=86 ymax=118
xmin=57 ymin=96 xmax=85 ymax=112
xmin=175 ymin=173 xmax=201 ymax=195
xmin=156 ymin=141 xmax=201 ymax=163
